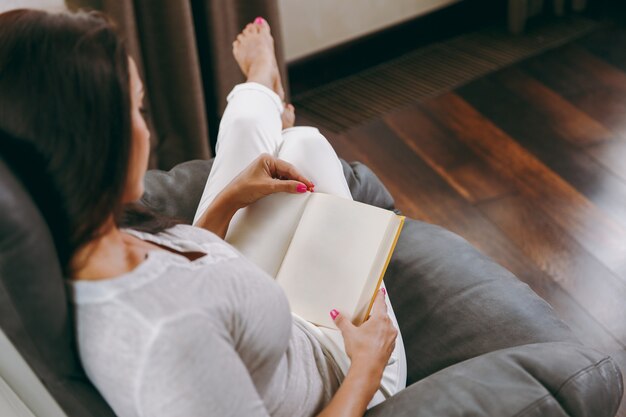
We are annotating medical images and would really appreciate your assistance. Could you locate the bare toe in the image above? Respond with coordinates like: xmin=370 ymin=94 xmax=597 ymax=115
xmin=255 ymin=17 xmax=271 ymax=32
xmin=232 ymin=17 xmax=285 ymax=99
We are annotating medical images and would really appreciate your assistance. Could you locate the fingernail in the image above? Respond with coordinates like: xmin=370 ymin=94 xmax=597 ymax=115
xmin=381 ymin=287 xmax=386 ymax=295
xmin=330 ymin=309 xmax=339 ymax=320
xmin=255 ymin=17 xmax=264 ymax=24
xmin=297 ymin=183 xmax=307 ymax=193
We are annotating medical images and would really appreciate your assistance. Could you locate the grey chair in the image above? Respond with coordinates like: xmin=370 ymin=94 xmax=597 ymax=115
xmin=0 ymin=156 xmax=622 ymax=416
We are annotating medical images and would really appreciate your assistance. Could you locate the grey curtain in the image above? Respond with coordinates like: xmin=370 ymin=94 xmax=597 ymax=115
xmin=67 ymin=0 xmax=289 ymax=170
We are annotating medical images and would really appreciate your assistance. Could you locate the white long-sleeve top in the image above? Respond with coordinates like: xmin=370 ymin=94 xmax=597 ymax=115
xmin=69 ymin=224 xmax=342 ymax=417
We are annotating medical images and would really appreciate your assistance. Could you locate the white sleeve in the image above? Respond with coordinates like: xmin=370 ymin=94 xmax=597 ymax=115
xmin=136 ymin=314 xmax=270 ymax=417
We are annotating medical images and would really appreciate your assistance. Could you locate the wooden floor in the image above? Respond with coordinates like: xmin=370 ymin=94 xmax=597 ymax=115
xmin=298 ymin=25 xmax=626 ymax=416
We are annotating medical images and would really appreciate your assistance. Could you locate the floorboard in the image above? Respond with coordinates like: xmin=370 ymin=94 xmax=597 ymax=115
xmin=458 ymin=70 xmax=626 ymax=248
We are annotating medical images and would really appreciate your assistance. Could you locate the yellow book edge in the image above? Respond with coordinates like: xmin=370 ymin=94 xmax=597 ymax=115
xmin=360 ymin=215 xmax=405 ymax=323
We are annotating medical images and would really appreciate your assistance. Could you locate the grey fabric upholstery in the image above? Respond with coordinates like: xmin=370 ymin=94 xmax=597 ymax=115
xmin=0 ymin=156 xmax=622 ymax=416
xmin=141 ymin=159 xmax=215 ymax=222
xmin=0 ymin=158 xmax=117 ymax=417
xmin=365 ymin=342 xmax=620 ymax=417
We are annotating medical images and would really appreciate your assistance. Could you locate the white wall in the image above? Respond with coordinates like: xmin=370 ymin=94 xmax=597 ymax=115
xmin=0 ymin=0 xmax=66 ymax=13
xmin=278 ymin=0 xmax=460 ymax=62
xmin=1 ymin=1 xmax=459 ymax=62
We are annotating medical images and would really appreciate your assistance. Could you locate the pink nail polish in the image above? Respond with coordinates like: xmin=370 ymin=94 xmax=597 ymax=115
xmin=381 ymin=287 xmax=386 ymax=295
xmin=255 ymin=17 xmax=264 ymax=24
xmin=330 ymin=309 xmax=339 ymax=320
xmin=297 ymin=184 xmax=307 ymax=193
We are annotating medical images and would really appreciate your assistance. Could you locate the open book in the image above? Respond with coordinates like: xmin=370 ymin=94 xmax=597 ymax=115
xmin=225 ymin=192 xmax=404 ymax=329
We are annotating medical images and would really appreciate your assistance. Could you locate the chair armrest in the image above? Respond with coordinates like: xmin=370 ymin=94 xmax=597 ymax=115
xmin=365 ymin=342 xmax=622 ymax=417
xmin=340 ymin=160 xmax=395 ymax=210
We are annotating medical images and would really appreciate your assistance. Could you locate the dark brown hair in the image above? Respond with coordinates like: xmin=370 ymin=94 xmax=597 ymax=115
xmin=0 ymin=9 xmax=176 ymax=273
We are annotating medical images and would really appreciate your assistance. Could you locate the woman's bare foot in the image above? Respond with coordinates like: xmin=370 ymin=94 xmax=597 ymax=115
xmin=232 ymin=17 xmax=285 ymax=102
xmin=282 ymin=103 xmax=295 ymax=129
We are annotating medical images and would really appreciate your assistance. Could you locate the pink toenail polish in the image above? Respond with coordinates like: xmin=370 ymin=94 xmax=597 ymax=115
xmin=297 ymin=184 xmax=307 ymax=193
xmin=330 ymin=309 xmax=339 ymax=320
xmin=255 ymin=17 xmax=264 ymax=24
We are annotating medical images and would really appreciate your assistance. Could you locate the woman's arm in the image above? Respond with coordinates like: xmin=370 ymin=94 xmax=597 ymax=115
xmin=317 ymin=289 xmax=398 ymax=417
xmin=138 ymin=314 xmax=271 ymax=417
xmin=194 ymin=189 xmax=239 ymax=239
xmin=195 ymin=153 xmax=314 ymax=238
xmin=317 ymin=365 xmax=382 ymax=417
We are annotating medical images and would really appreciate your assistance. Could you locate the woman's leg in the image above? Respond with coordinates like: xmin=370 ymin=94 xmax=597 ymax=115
xmin=276 ymin=127 xmax=408 ymax=408
xmin=193 ymin=82 xmax=284 ymax=224
xmin=193 ymin=17 xmax=287 ymax=225
xmin=277 ymin=126 xmax=352 ymax=198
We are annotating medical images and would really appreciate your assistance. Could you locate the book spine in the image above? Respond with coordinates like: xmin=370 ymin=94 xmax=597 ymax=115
xmin=361 ymin=215 xmax=406 ymax=322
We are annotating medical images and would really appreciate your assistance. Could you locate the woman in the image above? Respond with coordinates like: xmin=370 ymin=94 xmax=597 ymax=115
xmin=0 ymin=9 xmax=406 ymax=417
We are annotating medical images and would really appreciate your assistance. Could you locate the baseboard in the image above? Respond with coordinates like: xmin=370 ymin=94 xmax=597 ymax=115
xmin=287 ymin=0 xmax=506 ymax=97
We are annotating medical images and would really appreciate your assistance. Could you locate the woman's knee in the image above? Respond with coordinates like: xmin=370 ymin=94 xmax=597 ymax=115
xmin=216 ymin=115 xmax=281 ymax=154
xmin=220 ymin=92 xmax=282 ymax=134
xmin=281 ymin=130 xmax=337 ymax=160
xmin=220 ymin=115 xmax=267 ymax=137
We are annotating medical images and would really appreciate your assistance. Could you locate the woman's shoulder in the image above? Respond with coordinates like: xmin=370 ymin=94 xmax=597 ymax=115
xmin=125 ymin=223 xmax=224 ymax=250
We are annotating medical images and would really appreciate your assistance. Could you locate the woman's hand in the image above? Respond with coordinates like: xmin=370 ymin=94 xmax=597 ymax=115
xmin=195 ymin=153 xmax=314 ymax=238
xmin=316 ymin=289 xmax=397 ymax=417
xmin=221 ymin=153 xmax=315 ymax=211
xmin=333 ymin=289 xmax=397 ymax=381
